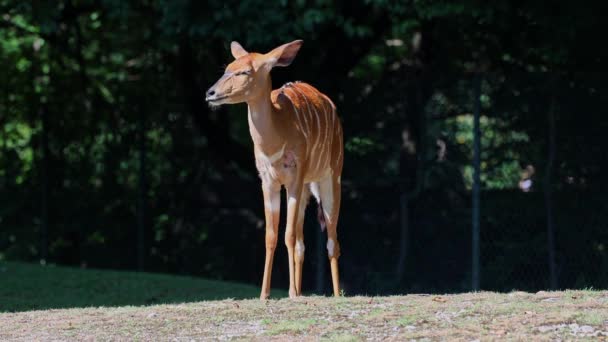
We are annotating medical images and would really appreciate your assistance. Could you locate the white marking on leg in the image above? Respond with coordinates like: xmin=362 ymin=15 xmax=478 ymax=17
xmin=310 ymin=182 xmax=321 ymax=203
xmin=264 ymin=186 xmax=281 ymax=213
xmin=288 ymin=196 xmax=297 ymax=210
xmin=271 ymin=192 xmax=280 ymax=213
xmin=337 ymin=176 xmax=341 ymax=184
xmin=295 ymin=239 xmax=305 ymax=258
xmin=319 ymin=177 xmax=334 ymax=220
xmin=327 ymin=238 xmax=335 ymax=257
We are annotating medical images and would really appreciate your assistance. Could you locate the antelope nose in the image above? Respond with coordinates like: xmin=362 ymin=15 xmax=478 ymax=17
xmin=206 ymin=89 xmax=215 ymax=98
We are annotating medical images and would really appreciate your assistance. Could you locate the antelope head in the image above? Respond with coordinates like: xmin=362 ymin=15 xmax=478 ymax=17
xmin=205 ymin=40 xmax=303 ymax=106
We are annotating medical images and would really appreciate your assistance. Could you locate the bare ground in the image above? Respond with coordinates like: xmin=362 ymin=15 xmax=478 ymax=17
xmin=1 ymin=290 xmax=607 ymax=341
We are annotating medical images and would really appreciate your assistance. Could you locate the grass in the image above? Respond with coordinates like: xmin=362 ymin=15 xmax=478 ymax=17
xmin=0 ymin=261 xmax=277 ymax=312
xmin=265 ymin=318 xmax=318 ymax=335
xmin=2 ymin=291 xmax=607 ymax=340
xmin=0 ymin=262 xmax=607 ymax=340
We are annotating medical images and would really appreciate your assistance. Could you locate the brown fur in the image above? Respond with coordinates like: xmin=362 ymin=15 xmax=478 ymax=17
xmin=206 ymin=40 xmax=343 ymax=299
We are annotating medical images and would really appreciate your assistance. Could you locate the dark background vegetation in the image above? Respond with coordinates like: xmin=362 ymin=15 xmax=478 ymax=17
xmin=1 ymin=0 xmax=607 ymax=296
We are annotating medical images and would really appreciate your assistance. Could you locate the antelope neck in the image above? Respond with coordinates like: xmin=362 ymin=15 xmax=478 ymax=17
xmin=247 ymin=83 xmax=283 ymax=154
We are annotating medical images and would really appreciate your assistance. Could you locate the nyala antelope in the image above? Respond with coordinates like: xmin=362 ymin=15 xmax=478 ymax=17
xmin=206 ymin=40 xmax=343 ymax=299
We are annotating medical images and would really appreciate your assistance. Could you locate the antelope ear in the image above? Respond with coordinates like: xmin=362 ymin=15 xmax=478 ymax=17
xmin=265 ymin=40 xmax=303 ymax=68
xmin=230 ymin=41 xmax=248 ymax=59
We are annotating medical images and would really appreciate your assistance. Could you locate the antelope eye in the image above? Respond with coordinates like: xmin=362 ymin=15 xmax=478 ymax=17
xmin=236 ymin=70 xmax=251 ymax=76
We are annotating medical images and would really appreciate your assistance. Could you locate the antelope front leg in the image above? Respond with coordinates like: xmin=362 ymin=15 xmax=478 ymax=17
xmin=260 ymin=182 xmax=281 ymax=300
xmin=285 ymin=175 xmax=304 ymax=298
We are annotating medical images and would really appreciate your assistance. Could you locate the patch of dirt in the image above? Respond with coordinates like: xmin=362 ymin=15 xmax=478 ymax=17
xmin=1 ymin=291 xmax=607 ymax=340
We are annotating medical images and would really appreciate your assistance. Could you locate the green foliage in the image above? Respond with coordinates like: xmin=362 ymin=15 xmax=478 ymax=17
xmin=0 ymin=0 xmax=606 ymax=294
xmin=444 ymin=114 xmax=527 ymax=189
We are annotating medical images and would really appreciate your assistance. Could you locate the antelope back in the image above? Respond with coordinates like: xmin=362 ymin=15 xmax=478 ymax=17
xmin=278 ymin=82 xmax=343 ymax=180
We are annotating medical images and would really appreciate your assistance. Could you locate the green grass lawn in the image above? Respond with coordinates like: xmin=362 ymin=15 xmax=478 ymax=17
xmin=0 ymin=261 xmax=273 ymax=312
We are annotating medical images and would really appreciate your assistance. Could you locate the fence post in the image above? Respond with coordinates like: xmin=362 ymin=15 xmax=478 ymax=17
xmin=545 ymin=96 xmax=558 ymax=289
xmin=472 ymin=74 xmax=482 ymax=291
xmin=396 ymin=192 xmax=409 ymax=284
xmin=137 ymin=109 xmax=146 ymax=271
xmin=40 ymin=106 xmax=49 ymax=263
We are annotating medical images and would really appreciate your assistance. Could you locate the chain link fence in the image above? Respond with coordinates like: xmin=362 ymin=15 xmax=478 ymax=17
xmin=2 ymin=71 xmax=607 ymax=295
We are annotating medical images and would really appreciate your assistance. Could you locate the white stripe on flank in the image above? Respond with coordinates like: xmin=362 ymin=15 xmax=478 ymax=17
xmin=292 ymin=86 xmax=320 ymax=166
xmin=310 ymin=104 xmax=325 ymax=173
xmin=285 ymin=87 xmax=312 ymax=159
xmin=291 ymin=86 xmax=312 ymax=132
xmin=289 ymin=87 xmax=310 ymax=135
xmin=313 ymin=90 xmax=335 ymax=142
xmin=336 ymin=123 xmax=342 ymax=163
xmin=292 ymin=105 xmax=306 ymax=136
xmin=287 ymin=84 xmax=342 ymax=176
xmin=327 ymin=102 xmax=335 ymax=166
xmin=318 ymin=93 xmax=336 ymax=159
xmin=299 ymin=84 xmax=341 ymax=172
xmin=319 ymin=100 xmax=331 ymax=172
xmin=325 ymin=100 xmax=335 ymax=172
xmin=316 ymin=99 xmax=329 ymax=172
xmin=285 ymin=92 xmax=308 ymax=139
xmin=307 ymin=85 xmax=335 ymax=174
xmin=297 ymin=88 xmax=319 ymax=142
xmin=322 ymin=101 xmax=328 ymax=132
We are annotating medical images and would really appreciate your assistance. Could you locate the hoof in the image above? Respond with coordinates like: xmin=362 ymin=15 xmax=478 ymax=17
xmin=289 ymin=289 xmax=297 ymax=299
xmin=260 ymin=292 xmax=270 ymax=300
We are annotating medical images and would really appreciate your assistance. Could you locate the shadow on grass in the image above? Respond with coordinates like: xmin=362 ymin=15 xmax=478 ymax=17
xmin=0 ymin=262 xmax=278 ymax=312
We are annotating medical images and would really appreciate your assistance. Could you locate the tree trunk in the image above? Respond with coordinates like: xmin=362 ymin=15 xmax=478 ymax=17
xmin=395 ymin=23 xmax=435 ymax=286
